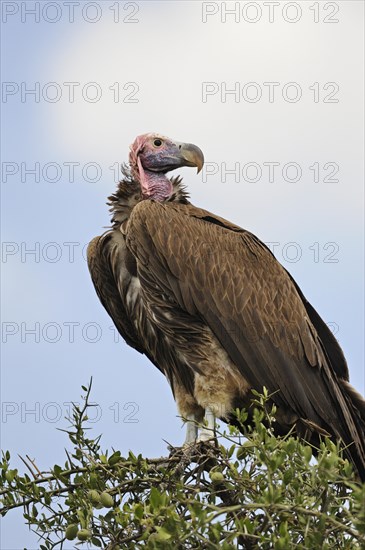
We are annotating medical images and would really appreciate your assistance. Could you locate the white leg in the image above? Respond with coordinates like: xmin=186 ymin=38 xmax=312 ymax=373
xmin=184 ymin=414 xmax=198 ymax=445
xmin=197 ymin=407 xmax=216 ymax=442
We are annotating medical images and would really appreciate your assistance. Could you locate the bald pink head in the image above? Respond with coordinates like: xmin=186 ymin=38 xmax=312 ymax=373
xmin=129 ymin=133 xmax=204 ymax=201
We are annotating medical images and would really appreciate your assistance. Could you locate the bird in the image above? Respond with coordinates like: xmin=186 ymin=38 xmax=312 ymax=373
xmin=87 ymin=133 xmax=365 ymax=480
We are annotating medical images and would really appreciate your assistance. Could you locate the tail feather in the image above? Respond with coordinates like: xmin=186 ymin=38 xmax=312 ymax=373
xmin=339 ymin=379 xmax=365 ymax=422
xmin=337 ymin=378 xmax=365 ymax=481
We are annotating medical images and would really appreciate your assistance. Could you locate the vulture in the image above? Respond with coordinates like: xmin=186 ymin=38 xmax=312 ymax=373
xmin=88 ymin=133 xmax=365 ymax=480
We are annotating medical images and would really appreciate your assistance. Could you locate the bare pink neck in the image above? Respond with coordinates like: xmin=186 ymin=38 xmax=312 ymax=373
xmin=131 ymin=158 xmax=173 ymax=201
xmin=140 ymin=170 xmax=173 ymax=201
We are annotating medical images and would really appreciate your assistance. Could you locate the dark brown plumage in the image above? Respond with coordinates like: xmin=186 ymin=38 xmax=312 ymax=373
xmin=88 ymin=133 xmax=365 ymax=480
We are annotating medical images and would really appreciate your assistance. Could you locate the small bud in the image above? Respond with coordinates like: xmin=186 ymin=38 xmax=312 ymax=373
xmin=65 ymin=524 xmax=78 ymax=540
xmin=209 ymin=471 xmax=224 ymax=483
xmin=77 ymin=529 xmax=91 ymax=541
xmin=100 ymin=491 xmax=114 ymax=508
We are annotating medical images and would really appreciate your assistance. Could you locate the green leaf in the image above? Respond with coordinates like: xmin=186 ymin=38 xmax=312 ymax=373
xmin=303 ymin=445 xmax=312 ymax=463
xmin=344 ymin=460 xmax=353 ymax=478
xmin=149 ymin=487 xmax=162 ymax=511
xmin=53 ymin=465 xmax=63 ymax=478
xmin=108 ymin=451 xmax=122 ymax=466
xmin=128 ymin=450 xmax=138 ymax=463
xmin=89 ymin=472 xmax=100 ymax=489
xmin=227 ymin=445 xmax=236 ymax=459
xmin=134 ymin=503 xmax=144 ymax=519
xmin=279 ymin=521 xmax=288 ymax=537
xmin=154 ymin=527 xmax=172 ymax=541
xmin=5 ymin=469 xmax=17 ymax=483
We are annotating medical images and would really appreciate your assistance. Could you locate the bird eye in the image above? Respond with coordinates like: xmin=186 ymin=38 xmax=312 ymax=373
xmin=153 ymin=139 xmax=162 ymax=147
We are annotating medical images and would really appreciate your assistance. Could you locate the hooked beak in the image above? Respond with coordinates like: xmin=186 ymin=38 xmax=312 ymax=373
xmin=134 ymin=135 xmax=205 ymax=175
xmin=176 ymin=142 xmax=205 ymax=173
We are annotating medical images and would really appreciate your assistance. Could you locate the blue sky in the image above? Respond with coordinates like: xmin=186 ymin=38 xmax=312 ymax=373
xmin=1 ymin=1 xmax=364 ymax=547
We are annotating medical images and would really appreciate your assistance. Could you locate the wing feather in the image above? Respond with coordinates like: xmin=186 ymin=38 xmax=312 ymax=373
xmin=87 ymin=232 xmax=144 ymax=353
xmin=87 ymin=230 xmax=196 ymax=388
xmin=126 ymin=200 xmax=365 ymax=475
